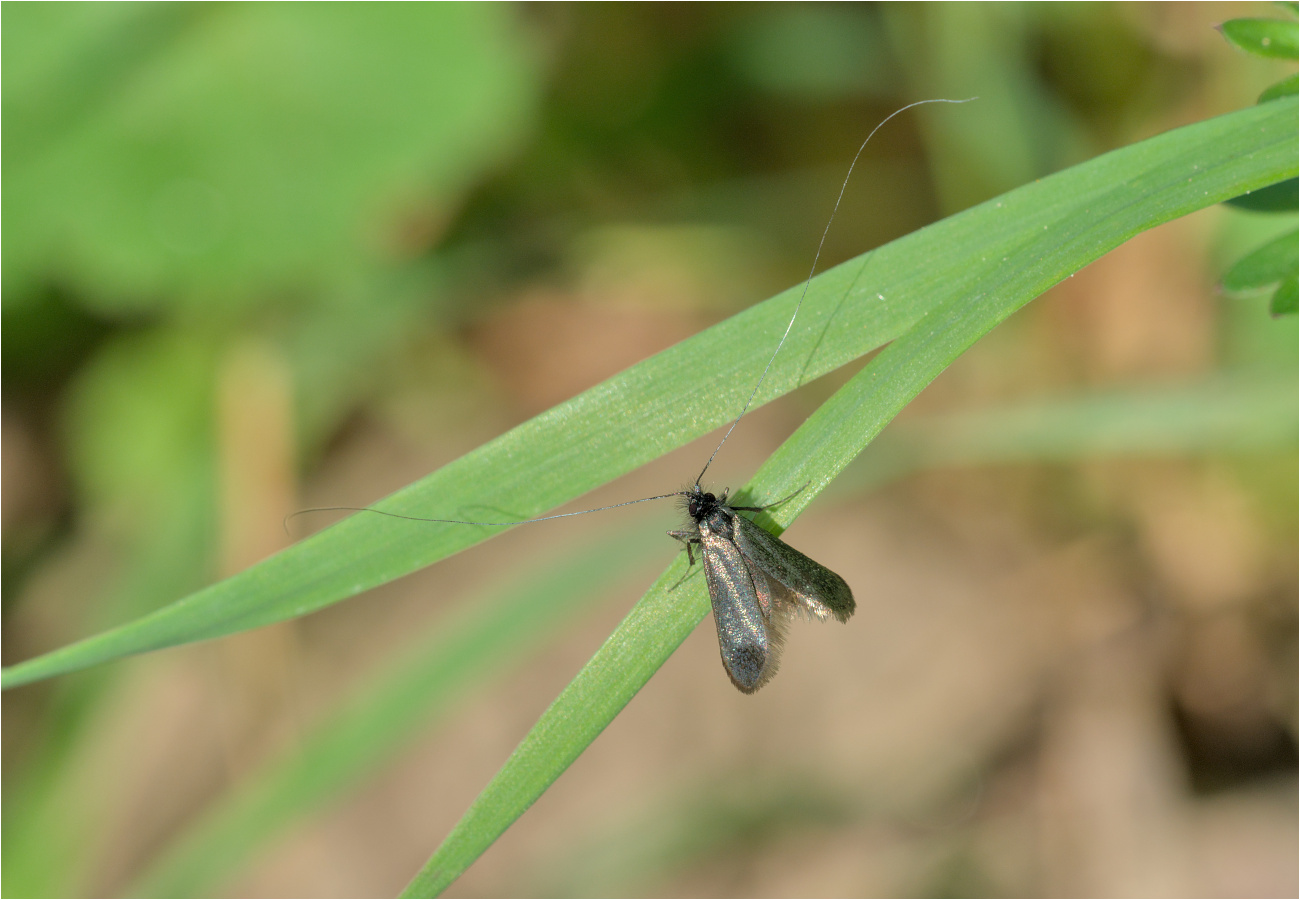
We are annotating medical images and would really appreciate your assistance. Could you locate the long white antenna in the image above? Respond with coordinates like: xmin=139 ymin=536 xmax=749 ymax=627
xmin=293 ymin=98 xmax=975 ymax=536
xmin=693 ymin=97 xmax=976 ymax=488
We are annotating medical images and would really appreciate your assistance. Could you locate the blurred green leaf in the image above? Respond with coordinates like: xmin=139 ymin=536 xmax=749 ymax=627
xmin=847 ymin=376 xmax=1298 ymax=491
xmin=2 ymin=4 xmax=538 ymax=310
xmin=1270 ymin=273 xmax=1299 ymax=315
xmin=65 ymin=330 xmax=217 ymax=515
xmin=725 ymin=8 xmax=892 ymax=98
xmin=1223 ymin=176 xmax=1299 ymax=211
xmin=399 ymin=99 xmax=1299 ymax=898
xmin=59 ymin=328 xmax=223 ymax=624
xmin=1220 ymin=17 xmax=1299 ymax=59
xmin=1260 ymin=72 xmax=1299 ymax=101
xmin=1222 ymin=228 xmax=1299 ymax=291
xmin=883 ymin=4 xmax=1086 ymax=213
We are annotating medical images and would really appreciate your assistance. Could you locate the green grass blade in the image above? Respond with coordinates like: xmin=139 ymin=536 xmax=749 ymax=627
xmin=2 ymin=99 xmax=1294 ymax=693
xmin=399 ymin=100 xmax=1299 ymax=896
xmin=845 ymin=375 xmax=1299 ymax=489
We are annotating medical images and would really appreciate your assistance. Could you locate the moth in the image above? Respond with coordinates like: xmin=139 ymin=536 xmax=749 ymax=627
xmin=670 ymin=484 xmax=854 ymax=693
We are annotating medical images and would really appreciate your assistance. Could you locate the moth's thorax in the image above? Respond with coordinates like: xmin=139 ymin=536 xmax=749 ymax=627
xmin=686 ymin=487 xmax=736 ymax=540
xmin=685 ymin=485 xmax=732 ymax=515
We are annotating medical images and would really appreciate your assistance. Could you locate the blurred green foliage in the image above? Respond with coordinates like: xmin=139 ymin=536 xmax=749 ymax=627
xmin=2 ymin=4 xmax=1296 ymax=898
xmin=4 ymin=4 xmax=536 ymax=305
xmin=5 ymin=5 xmax=540 ymax=896
xmin=4 ymin=1 xmax=538 ymax=602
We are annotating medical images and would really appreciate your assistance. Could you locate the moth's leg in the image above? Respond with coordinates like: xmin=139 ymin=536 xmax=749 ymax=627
xmin=667 ymin=529 xmax=699 ymax=567
xmin=666 ymin=530 xmax=706 ymax=593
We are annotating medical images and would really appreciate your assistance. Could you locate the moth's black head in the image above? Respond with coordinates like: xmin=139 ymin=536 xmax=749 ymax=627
xmin=682 ymin=484 xmax=718 ymax=521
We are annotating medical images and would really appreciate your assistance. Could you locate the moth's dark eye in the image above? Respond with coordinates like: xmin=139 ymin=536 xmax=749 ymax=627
xmin=688 ymin=498 xmax=701 ymax=517
xmin=702 ymin=493 xmax=715 ymax=503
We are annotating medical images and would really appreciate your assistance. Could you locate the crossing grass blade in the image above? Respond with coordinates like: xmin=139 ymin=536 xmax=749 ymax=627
xmin=397 ymin=99 xmax=1298 ymax=896
xmin=5 ymin=94 xmax=1284 ymax=894
xmin=3 ymin=100 xmax=1292 ymax=693
xmin=120 ymin=370 xmax=1292 ymax=897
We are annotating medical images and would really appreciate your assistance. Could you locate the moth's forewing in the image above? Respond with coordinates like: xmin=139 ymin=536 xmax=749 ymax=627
xmin=698 ymin=519 xmax=775 ymax=693
xmin=739 ymin=553 xmax=795 ymax=655
xmin=731 ymin=514 xmax=855 ymax=622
